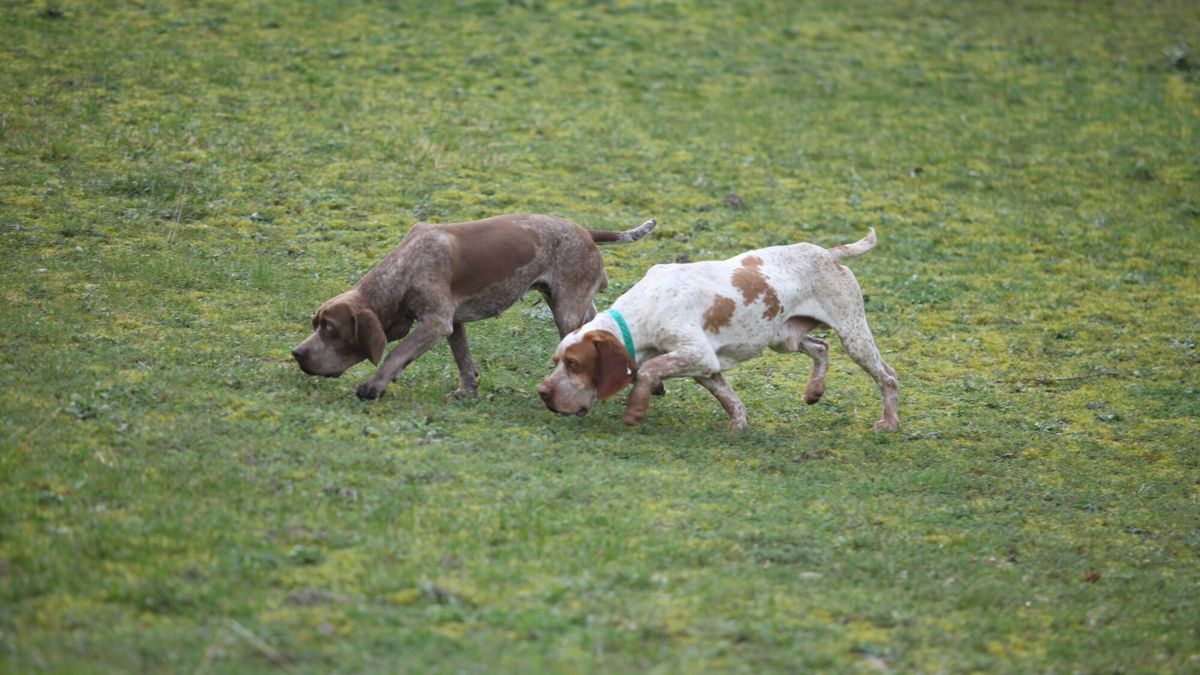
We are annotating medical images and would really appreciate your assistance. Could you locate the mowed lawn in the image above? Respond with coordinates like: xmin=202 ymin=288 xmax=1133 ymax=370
xmin=2 ymin=0 xmax=1198 ymax=672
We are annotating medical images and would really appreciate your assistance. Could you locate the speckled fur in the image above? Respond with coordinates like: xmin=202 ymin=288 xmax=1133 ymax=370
xmin=292 ymin=213 xmax=655 ymax=400
xmin=538 ymin=229 xmax=900 ymax=432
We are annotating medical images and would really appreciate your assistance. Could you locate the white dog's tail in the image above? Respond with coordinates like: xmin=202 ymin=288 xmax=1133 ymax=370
xmin=829 ymin=228 xmax=876 ymax=261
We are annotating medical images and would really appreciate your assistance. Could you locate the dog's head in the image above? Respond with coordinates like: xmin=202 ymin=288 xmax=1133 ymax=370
xmin=537 ymin=330 xmax=635 ymax=416
xmin=291 ymin=292 xmax=386 ymax=378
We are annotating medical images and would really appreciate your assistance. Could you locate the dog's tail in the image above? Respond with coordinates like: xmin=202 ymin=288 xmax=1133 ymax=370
xmin=589 ymin=218 xmax=657 ymax=245
xmin=828 ymin=228 xmax=876 ymax=261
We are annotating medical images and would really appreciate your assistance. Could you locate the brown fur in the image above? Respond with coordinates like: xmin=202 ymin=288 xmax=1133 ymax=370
xmin=292 ymin=292 xmax=389 ymax=378
xmin=559 ymin=341 xmax=596 ymax=392
xmin=731 ymin=256 xmax=782 ymax=320
xmin=558 ymin=332 xmax=635 ymax=401
xmin=292 ymin=214 xmax=655 ymax=399
xmin=323 ymin=295 xmax=387 ymax=365
xmin=448 ymin=221 xmax=540 ymax=297
xmin=538 ymin=331 xmax=635 ymax=415
xmin=702 ymin=295 xmax=736 ymax=333
xmin=586 ymin=229 xmax=625 ymax=243
xmin=589 ymin=332 xmax=636 ymax=399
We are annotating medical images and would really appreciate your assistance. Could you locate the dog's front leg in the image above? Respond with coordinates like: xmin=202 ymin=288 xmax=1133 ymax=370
xmin=446 ymin=322 xmax=479 ymax=398
xmin=623 ymin=346 xmax=712 ymax=426
xmin=694 ymin=373 xmax=748 ymax=433
xmin=356 ymin=317 xmax=453 ymax=400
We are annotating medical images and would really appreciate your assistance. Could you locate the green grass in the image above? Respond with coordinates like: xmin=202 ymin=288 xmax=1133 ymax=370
xmin=2 ymin=0 xmax=1198 ymax=672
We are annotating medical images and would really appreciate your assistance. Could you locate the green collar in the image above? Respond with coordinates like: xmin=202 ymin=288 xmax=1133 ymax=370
xmin=604 ymin=309 xmax=636 ymax=361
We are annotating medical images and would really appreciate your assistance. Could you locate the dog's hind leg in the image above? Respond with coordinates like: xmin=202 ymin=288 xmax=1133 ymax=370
xmin=798 ymin=336 xmax=829 ymax=405
xmin=831 ymin=316 xmax=899 ymax=431
xmin=771 ymin=316 xmax=830 ymax=405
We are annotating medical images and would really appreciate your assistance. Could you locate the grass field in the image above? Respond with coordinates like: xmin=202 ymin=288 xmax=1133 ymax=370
xmin=2 ymin=0 xmax=1198 ymax=672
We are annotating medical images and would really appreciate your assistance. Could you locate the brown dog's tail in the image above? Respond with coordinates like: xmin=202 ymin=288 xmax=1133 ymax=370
xmin=588 ymin=218 xmax=657 ymax=244
xmin=828 ymin=228 xmax=876 ymax=261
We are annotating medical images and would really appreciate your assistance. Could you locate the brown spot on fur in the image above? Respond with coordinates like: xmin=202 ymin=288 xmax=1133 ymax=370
xmin=703 ymin=295 xmax=736 ymax=333
xmin=563 ymin=332 xmax=635 ymax=400
xmin=561 ymin=340 xmax=596 ymax=386
xmin=589 ymin=332 xmax=635 ymax=399
xmin=731 ymin=256 xmax=782 ymax=319
xmin=447 ymin=221 xmax=540 ymax=297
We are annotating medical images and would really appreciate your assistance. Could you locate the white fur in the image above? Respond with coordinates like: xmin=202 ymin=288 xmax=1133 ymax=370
xmin=540 ymin=231 xmax=900 ymax=432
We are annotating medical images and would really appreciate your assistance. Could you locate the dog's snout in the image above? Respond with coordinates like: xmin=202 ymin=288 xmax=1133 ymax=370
xmin=291 ymin=345 xmax=308 ymax=361
xmin=537 ymin=382 xmax=553 ymax=404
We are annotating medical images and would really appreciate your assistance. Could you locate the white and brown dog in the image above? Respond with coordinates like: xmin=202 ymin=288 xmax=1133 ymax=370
xmin=537 ymin=229 xmax=899 ymax=432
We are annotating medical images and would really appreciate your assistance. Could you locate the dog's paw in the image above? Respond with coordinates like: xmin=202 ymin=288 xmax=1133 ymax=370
xmin=450 ymin=385 xmax=478 ymax=399
xmin=623 ymin=390 xmax=651 ymax=426
xmin=873 ymin=418 xmax=900 ymax=432
xmin=728 ymin=416 xmax=749 ymax=434
xmin=356 ymin=380 xmax=387 ymax=400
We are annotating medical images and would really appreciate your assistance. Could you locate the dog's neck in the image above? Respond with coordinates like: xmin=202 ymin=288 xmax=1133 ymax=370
xmin=587 ymin=310 xmax=642 ymax=363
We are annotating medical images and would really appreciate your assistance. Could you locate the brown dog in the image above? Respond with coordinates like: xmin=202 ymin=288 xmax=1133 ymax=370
xmin=292 ymin=213 xmax=656 ymax=400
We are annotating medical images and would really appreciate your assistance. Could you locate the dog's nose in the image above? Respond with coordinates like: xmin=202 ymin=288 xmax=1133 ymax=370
xmin=291 ymin=347 xmax=306 ymax=361
xmin=537 ymin=383 xmax=554 ymax=406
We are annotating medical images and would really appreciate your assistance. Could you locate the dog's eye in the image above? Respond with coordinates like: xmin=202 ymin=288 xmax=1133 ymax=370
xmin=566 ymin=358 xmax=579 ymax=372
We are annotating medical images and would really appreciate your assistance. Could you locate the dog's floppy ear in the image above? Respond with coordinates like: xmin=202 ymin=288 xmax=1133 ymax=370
xmin=589 ymin=332 xmax=636 ymax=400
xmin=353 ymin=308 xmax=386 ymax=364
